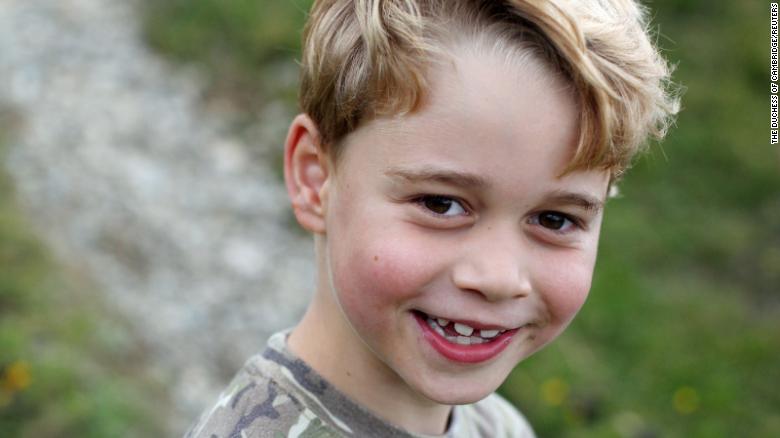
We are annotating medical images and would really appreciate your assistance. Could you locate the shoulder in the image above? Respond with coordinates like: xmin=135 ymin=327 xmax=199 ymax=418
xmin=184 ymin=354 xmax=342 ymax=438
xmin=455 ymin=392 xmax=536 ymax=438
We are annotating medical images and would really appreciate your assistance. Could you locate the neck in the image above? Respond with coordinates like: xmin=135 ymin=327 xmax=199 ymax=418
xmin=288 ymin=281 xmax=452 ymax=435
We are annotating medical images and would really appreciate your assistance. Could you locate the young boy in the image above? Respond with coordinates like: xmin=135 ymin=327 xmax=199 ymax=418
xmin=187 ymin=0 xmax=678 ymax=436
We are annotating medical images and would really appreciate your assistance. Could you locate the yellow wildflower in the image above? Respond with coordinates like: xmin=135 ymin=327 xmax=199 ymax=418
xmin=2 ymin=360 xmax=32 ymax=393
xmin=673 ymin=386 xmax=699 ymax=415
xmin=541 ymin=377 xmax=569 ymax=406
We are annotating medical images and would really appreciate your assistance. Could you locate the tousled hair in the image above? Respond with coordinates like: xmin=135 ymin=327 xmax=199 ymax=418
xmin=299 ymin=0 xmax=680 ymax=180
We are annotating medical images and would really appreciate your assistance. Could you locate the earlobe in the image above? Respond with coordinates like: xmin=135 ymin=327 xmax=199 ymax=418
xmin=284 ymin=114 xmax=330 ymax=234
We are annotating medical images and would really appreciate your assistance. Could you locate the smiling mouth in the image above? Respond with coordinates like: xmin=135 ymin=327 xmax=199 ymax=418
xmin=413 ymin=310 xmax=523 ymax=363
xmin=413 ymin=310 xmax=524 ymax=344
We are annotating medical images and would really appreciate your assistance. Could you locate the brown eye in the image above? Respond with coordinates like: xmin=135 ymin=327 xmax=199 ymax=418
xmin=538 ymin=212 xmax=567 ymax=230
xmin=420 ymin=196 xmax=466 ymax=216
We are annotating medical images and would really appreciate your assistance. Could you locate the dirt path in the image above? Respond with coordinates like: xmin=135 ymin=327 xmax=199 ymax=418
xmin=0 ymin=0 xmax=312 ymax=431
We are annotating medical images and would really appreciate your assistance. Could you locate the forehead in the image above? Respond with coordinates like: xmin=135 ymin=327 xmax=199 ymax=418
xmin=337 ymin=47 xmax=604 ymax=196
xmin=407 ymin=47 xmax=574 ymax=154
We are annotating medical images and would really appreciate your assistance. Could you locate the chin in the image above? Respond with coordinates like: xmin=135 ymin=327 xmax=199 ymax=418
xmin=410 ymin=373 xmax=501 ymax=405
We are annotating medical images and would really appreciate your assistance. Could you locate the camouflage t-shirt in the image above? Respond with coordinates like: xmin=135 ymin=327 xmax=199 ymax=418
xmin=185 ymin=330 xmax=536 ymax=438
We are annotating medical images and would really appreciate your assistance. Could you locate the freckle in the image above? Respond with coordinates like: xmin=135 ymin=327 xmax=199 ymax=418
xmin=346 ymin=371 xmax=352 ymax=377
xmin=374 ymin=255 xmax=379 ymax=262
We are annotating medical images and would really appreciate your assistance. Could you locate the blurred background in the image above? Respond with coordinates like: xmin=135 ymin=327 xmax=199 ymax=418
xmin=0 ymin=0 xmax=777 ymax=437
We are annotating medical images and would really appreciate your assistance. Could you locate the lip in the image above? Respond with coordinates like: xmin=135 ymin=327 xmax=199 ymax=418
xmin=414 ymin=311 xmax=520 ymax=364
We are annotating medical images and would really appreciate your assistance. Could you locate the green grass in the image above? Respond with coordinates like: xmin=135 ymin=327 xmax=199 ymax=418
xmin=0 ymin=137 xmax=168 ymax=436
xmin=140 ymin=0 xmax=780 ymax=436
xmin=143 ymin=0 xmax=313 ymax=115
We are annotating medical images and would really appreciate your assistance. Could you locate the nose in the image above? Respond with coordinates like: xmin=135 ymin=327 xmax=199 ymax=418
xmin=451 ymin=225 xmax=532 ymax=302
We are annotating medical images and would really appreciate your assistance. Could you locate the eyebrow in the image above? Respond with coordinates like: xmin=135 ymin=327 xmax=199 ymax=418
xmin=384 ymin=165 xmax=490 ymax=189
xmin=544 ymin=190 xmax=605 ymax=213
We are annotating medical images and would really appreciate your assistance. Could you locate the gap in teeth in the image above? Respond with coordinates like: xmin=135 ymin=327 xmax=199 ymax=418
xmin=425 ymin=313 xmax=506 ymax=341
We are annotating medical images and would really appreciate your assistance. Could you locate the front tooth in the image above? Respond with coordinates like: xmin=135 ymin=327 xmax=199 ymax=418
xmin=437 ymin=318 xmax=449 ymax=326
xmin=456 ymin=336 xmax=471 ymax=345
xmin=453 ymin=323 xmax=474 ymax=336
xmin=480 ymin=329 xmax=499 ymax=338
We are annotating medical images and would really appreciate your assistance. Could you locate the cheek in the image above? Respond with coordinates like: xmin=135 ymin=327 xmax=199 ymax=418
xmin=548 ymin=265 xmax=592 ymax=321
xmin=328 ymin=226 xmax=434 ymax=332
xmin=536 ymin=251 xmax=596 ymax=328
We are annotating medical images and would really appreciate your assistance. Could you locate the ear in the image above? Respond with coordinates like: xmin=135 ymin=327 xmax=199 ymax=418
xmin=283 ymin=114 xmax=331 ymax=234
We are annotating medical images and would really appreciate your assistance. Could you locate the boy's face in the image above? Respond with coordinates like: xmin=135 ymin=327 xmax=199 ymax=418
xmin=317 ymin=50 xmax=609 ymax=404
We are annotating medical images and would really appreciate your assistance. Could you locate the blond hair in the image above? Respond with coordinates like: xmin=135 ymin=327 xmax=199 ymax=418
xmin=299 ymin=0 xmax=680 ymax=180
